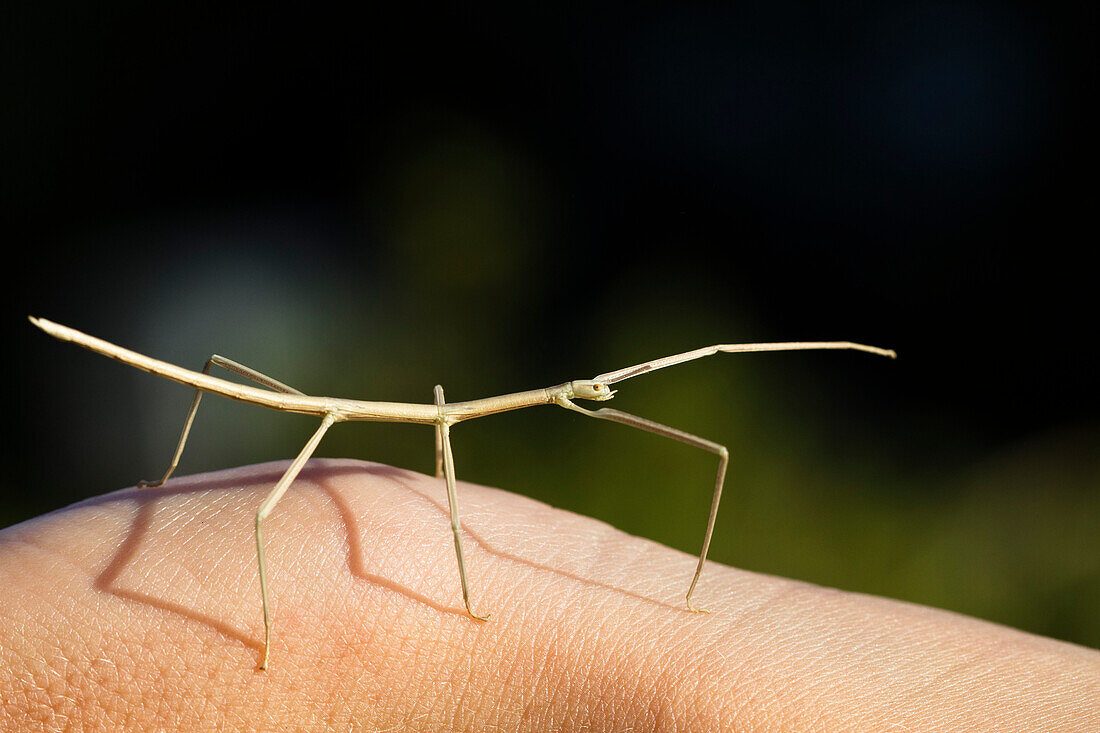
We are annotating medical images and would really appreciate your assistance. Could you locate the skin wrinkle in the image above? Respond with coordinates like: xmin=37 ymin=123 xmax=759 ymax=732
xmin=426 ymin=620 xmax=469 ymax=729
xmin=509 ymin=596 xmax=556 ymax=726
xmin=817 ymin=594 xmax=1074 ymax=728
xmin=669 ymin=634 xmax=730 ymax=731
xmin=526 ymin=611 xmax=576 ymax=729
xmin=682 ymin=575 xmax=788 ymax=724
xmin=453 ymin=628 xmax=488 ymax=731
xmin=646 ymin=661 xmax=680 ymax=731
xmin=573 ymin=608 xmax=619 ymax=724
xmin=42 ymin=652 xmax=87 ymax=729
xmin=5 ymin=580 xmax=113 ymax=726
xmin=787 ymin=620 xmax=889 ymax=721
xmin=783 ymin=589 xmax=902 ymax=713
xmin=767 ymin=608 xmax=906 ymax=728
xmin=579 ymin=615 xmax=621 ymax=726
xmin=905 ymin=634 xmax=996 ymax=705
xmin=668 ymin=633 xmax=721 ymax=730
xmin=387 ymin=613 xmax=428 ymax=726
xmin=607 ymin=607 xmax=668 ymax=726
xmin=624 ymin=594 xmax=690 ymax=726
xmin=536 ymin=599 xmax=586 ymax=729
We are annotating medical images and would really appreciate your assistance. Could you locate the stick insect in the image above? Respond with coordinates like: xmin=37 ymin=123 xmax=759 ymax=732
xmin=29 ymin=316 xmax=895 ymax=669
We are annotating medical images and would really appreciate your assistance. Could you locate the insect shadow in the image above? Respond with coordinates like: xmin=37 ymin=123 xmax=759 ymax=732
xmin=89 ymin=460 xmax=687 ymax=657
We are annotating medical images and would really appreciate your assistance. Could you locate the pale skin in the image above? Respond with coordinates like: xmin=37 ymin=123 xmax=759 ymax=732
xmin=2 ymin=461 xmax=1098 ymax=730
xmin=26 ymin=316 xmax=899 ymax=670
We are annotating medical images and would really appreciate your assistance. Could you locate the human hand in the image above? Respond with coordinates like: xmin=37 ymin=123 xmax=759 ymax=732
xmin=2 ymin=459 xmax=1097 ymax=730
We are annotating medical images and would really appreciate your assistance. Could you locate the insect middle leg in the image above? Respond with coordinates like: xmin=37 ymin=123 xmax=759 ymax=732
xmin=434 ymin=385 xmax=490 ymax=621
xmin=138 ymin=355 xmax=304 ymax=488
xmin=254 ymin=412 xmax=337 ymax=670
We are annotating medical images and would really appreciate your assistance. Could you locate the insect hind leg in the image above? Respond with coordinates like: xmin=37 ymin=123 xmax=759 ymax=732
xmin=138 ymin=355 xmax=304 ymax=488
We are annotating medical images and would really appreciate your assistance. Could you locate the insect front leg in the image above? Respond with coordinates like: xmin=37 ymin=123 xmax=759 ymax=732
xmin=558 ymin=399 xmax=728 ymax=613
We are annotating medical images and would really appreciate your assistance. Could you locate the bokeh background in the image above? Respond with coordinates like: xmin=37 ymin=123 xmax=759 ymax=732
xmin=6 ymin=5 xmax=1097 ymax=648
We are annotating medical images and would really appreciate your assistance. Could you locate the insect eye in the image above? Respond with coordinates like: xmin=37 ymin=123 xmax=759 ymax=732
xmin=593 ymin=384 xmax=602 ymax=391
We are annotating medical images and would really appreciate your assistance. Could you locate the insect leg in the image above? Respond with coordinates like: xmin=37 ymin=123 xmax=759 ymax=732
xmin=434 ymin=385 xmax=490 ymax=621
xmin=559 ymin=400 xmax=728 ymax=613
xmin=434 ymin=393 xmax=444 ymax=479
xmin=254 ymin=412 xmax=337 ymax=670
xmin=138 ymin=355 xmax=304 ymax=488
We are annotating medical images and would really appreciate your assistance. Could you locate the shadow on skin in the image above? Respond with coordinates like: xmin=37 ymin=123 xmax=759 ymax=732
xmin=88 ymin=459 xmax=687 ymax=660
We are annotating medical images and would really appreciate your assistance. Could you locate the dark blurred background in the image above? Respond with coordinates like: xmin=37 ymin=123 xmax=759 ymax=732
xmin=5 ymin=5 xmax=1097 ymax=647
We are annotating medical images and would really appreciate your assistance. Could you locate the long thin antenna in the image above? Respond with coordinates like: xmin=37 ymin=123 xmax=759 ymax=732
xmin=595 ymin=341 xmax=896 ymax=385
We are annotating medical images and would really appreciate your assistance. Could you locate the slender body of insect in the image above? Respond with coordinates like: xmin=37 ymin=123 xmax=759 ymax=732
xmin=29 ymin=316 xmax=895 ymax=669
